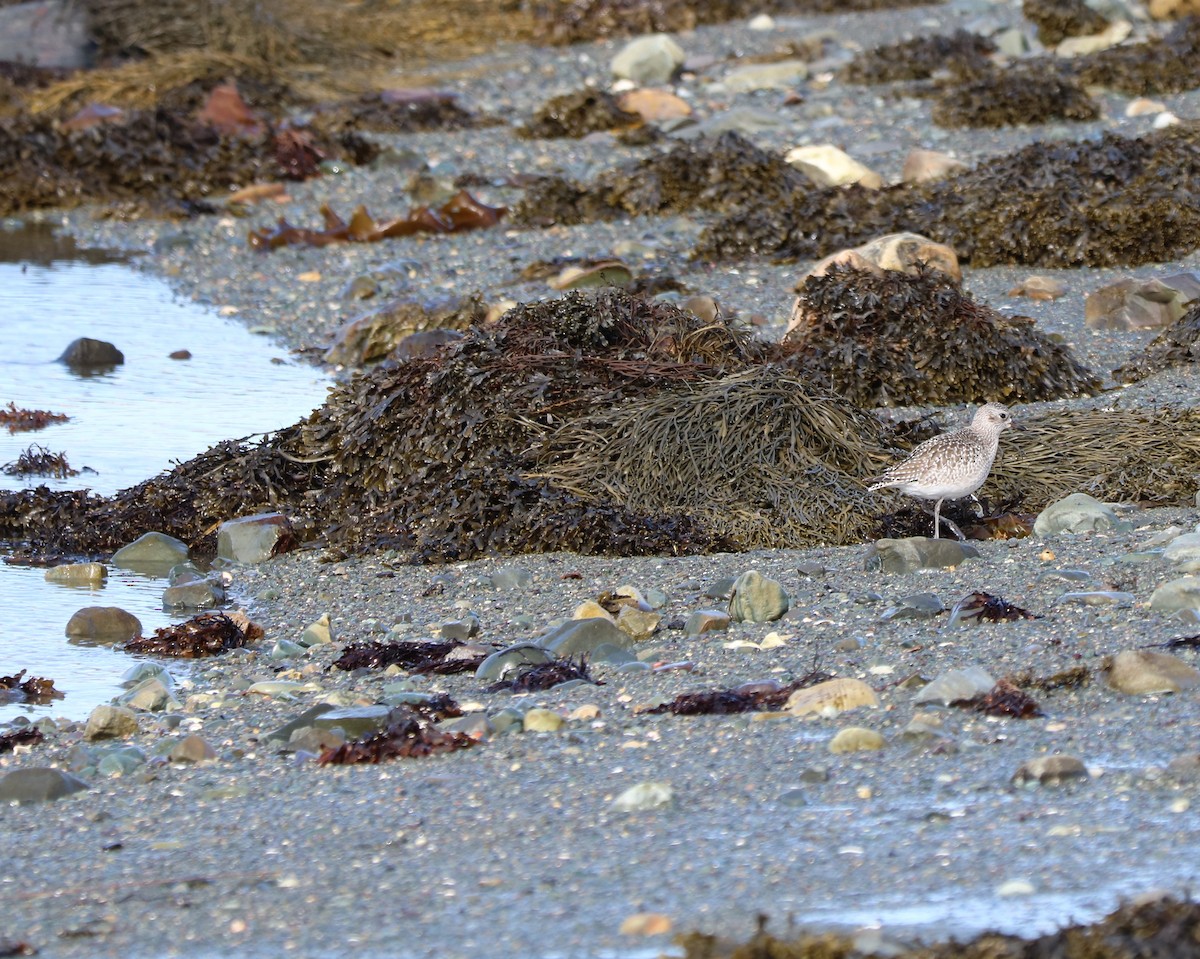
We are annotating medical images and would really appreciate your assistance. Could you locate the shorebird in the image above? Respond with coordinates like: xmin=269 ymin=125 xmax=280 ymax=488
xmin=868 ymin=403 xmax=1013 ymax=540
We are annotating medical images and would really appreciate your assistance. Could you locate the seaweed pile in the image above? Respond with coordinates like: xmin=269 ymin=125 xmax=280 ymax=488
xmin=0 ymin=105 xmax=373 ymax=217
xmin=780 ymin=265 xmax=1100 ymax=407
xmin=693 ymin=125 xmax=1200 ymax=268
xmin=518 ymin=89 xmax=640 ymax=139
xmin=931 ymin=61 xmax=1099 ymax=128
xmin=840 ymin=30 xmax=995 ymax=84
xmin=1077 ymin=16 xmax=1200 ymax=95
xmin=1023 ymin=0 xmax=1109 ymax=46
xmin=1114 ymin=302 xmax=1200 ymax=383
xmin=513 ymin=131 xmax=806 ymax=228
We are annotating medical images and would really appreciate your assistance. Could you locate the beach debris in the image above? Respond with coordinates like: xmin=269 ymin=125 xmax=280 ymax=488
xmin=0 ymin=670 xmax=62 ymax=704
xmin=484 ymin=655 xmax=601 ymax=693
xmin=124 ymin=611 xmax=252 ymax=658
xmin=959 ymin=679 xmax=1044 ymax=718
xmin=0 ymin=402 xmax=69 ymax=433
xmin=318 ymin=704 xmax=473 ymax=764
xmin=946 ymin=591 xmax=1038 ymax=627
xmin=646 ymin=674 xmax=831 ymax=716
xmin=2 ymin=444 xmax=79 ymax=478
xmin=248 ymin=191 xmax=505 ymax=251
xmin=332 ymin=639 xmax=486 ymax=675
xmin=0 ymin=726 xmax=44 ymax=753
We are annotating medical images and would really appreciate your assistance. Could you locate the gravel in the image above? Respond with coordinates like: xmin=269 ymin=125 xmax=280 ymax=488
xmin=6 ymin=1 xmax=1200 ymax=956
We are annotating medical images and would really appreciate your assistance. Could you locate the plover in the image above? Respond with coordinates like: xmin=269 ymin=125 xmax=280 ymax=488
xmin=868 ymin=403 xmax=1013 ymax=540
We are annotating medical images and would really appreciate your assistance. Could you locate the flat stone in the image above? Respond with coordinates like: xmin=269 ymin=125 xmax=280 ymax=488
xmin=612 ymin=781 xmax=674 ymax=812
xmin=914 ymin=666 xmax=995 ymax=705
xmin=616 ymin=606 xmax=661 ymax=641
xmin=65 ymin=606 xmax=143 ymax=644
xmin=111 ymin=531 xmax=189 ymax=574
xmin=879 ymin=592 xmax=945 ymax=622
xmin=1012 ymin=755 xmax=1089 ymax=786
xmin=522 ymin=708 xmax=564 ymax=733
xmin=162 ymin=579 xmax=224 ymax=610
xmin=722 ymin=60 xmax=808 ymax=91
xmin=115 ymin=677 xmax=177 ymax=712
xmin=787 ymin=678 xmax=879 ymax=717
xmin=1163 ymin=533 xmax=1200 ymax=564
xmin=785 ymin=144 xmax=883 ymax=189
xmin=490 ymin=566 xmax=533 ymax=590
xmin=1033 ymin=493 xmax=1132 ymax=535
xmin=475 ymin=643 xmax=554 ymax=681
xmin=728 ymin=570 xmax=790 ymax=623
xmin=0 ymin=767 xmax=91 ymax=803
xmin=44 ymin=562 xmax=106 ymax=585
xmin=312 ymin=705 xmax=393 ymax=738
xmin=298 ymin=613 xmax=334 ymax=647
xmin=84 ymin=704 xmax=139 ymax=740
xmin=440 ymin=614 xmax=481 ymax=640
xmin=1150 ymin=576 xmax=1200 ymax=614
xmin=684 ymin=609 xmax=731 ymax=636
xmin=263 ymin=704 xmax=338 ymax=744
xmin=0 ymin=1 xmax=89 ymax=68
xmin=541 ymin=617 xmax=634 ymax=656
xmin=864 ymin=537 xmax=980 ymax=573
xmin=829 ymin=727 xmax=886 ymax=753
xmin=1055 ymin=590 xmax=1135 ymax=607
xmin=1107 ymin=649 xmax=1200 ymax=694
xmin=217 ymin=512 xmax=295 ymax=564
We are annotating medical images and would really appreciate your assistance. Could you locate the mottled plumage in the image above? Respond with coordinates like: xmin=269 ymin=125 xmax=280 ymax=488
xmin=869 ymin=403 xmax=1013 ymax=539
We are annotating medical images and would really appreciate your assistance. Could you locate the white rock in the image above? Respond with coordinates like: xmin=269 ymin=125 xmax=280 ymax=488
xmin=611 ymin=34 xmax=685 ymax=86
xmin=785 ymin=144 xmax=883 ymax=189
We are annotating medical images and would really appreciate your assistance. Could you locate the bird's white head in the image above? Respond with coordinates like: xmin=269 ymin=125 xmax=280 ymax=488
xmin=973 ymin=403 xmax=1013 ymax=437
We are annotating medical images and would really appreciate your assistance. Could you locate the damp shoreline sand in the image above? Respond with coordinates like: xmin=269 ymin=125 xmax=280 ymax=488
xmin=6 ymin=2 xmax=1200 ymax=957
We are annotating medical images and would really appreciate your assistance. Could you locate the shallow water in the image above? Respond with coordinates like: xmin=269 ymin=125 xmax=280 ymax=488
xmin=0 ymin=223 xmax=331 ymax=724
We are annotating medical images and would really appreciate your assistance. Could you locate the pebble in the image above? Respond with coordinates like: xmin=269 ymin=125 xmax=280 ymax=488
xmin=612 ymin=781 xmax=674 ymax=812
xmin=1107 ymin=649 xmax=1200 ymax=694
xmin=828 ymin=727 xmax=886 ymax=753
xmin=728 ymin=570 xmax=789 ymax=623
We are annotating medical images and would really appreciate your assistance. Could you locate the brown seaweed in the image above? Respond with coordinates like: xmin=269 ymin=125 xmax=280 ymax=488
xmin=518 ymin=89 xmax=640 ymax=139
xmin=1023 ymin=0 xmax=1109 ymax=46
xmin=1114 ymin=302 xmax=1200 ymax=383
xmin=124 ymin=612 xmax=251 ymax=658
xmin=332 ymin=639 xmax=484 ymax=675
xmin=950 ymin=591 xmax=1039 ymax=624
xmin=0 ymin=727 xmax=45 ymax=753
xmin=645 ymin=676 xmax=830 ymax=715
xmin=961 ymin=679 xmax=1045 ymax=718
xmin=248 ymin=191 xmax=506 ymax=251
xmin=317 ymin=706 xmax=474 ymax=764
xmin=841 ymin=30 xmax=995 ymax=84
xmin=484 ymin=656 xmax=601 ymax=693
xmin=2 ymin=445 xmax=79 ymax=478
xmin=0 ymin=670 xmax=63 ymax=704
xmin=0 ymin=403 xmax=70 ymax=434
xmin=779 ymin=265 xmax=1100 ymax=407
xmin=932 ymin=61 xmax=1099 ymax=128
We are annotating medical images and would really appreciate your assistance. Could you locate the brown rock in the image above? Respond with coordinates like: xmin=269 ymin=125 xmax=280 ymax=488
xmin=901 ymin=149 xmax=968 ymax=184
xmin=1107 ymin=649 xmax=1200 ymax=694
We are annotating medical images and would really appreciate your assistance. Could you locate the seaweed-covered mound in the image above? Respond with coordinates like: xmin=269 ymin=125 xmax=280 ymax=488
xmin=841 ymin=30 xmax=995 ymax=84
xmin=0 ymin=107 xmax=371 ymax=217
xmin=1114 ymin=302 xmax=1200 ymax=382
xmin=932 ymin=61 xmax=1099 ymax=128
xmin=1076 ymin=16 xmax=1200 ymax=95
xmin=518 ymin=89 xmax=640 ymax=139
xmin=528 ymin=0 xmax=942 ymax=44
xmin=535 ymin=367 xmax=893 ymax=549
xmin=694 ymin=124 xmax=1200 ymax=268
xmin=779 ymin=266 xmax=1100 ymax=407
xmin=990 ymin=406 xmax=1200 ymax=508
xmin=1023 ymin=0 xmax=1109 ymax=45
xmin=513 ymin=131 xmax=806 ymax=226
xmin=316 ymin=90 xmax=495 ymax=134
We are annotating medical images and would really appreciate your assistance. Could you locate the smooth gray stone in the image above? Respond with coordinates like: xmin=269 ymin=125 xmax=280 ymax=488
xmin=263 ymin=704 xmax=338 ymax=744
xmin=440 ymin=614 xmax=480 ymax=641
xmin=541 ymin=617 xmax=633 ymax=656
xmin=880 ymin=592 xmax=945 ymax=622
xmin=1150 ymin=576 xmax=1200 ymax=614
xmin=475 ymin=643 xmax=554 ymax=681
xmin=0 ymin=767 xmax=91 ymax=803
xmin=120 ymin=662 xmax=173 ymax=687
xmin=0 ymin=0 xmax=89 ymax=68
xmin=490 ymin=566 xmax=534 ymax=590
xmin=65 ymin=606 xmax=142 ymax=644
xmin=96 ymin=746 xmax=147 ymax=777
xmin=587 ymin=642 xmax=638 ymax=666
xmin=44 ymin=562 xmax=106 ymax=585
xmin=914 ymin=666 xmax=995 ymax=705
xmin=115 ymin=677 xmax=177 ymax=712
xmin=167 ymin=562 xmax=206 ymax=585
xmin=728 ymin=570 xmax=790 ymax=623
xmin=1055 ymin=591 xmax=1135 ymax=608
xmin=217 ymin=512 xmax=294 ymax=564
xmin=111 ymin=531 xmax=188 ymax=574
xmin=84 ymin=704 xmax=138 ymax=740
xmin=1034 ymin=492 xmax=1132 ymax=536
xmin=312 ymin=706 xmax=392 ymax=739
xmin=704 ymin=577 xmax=735 ymax=600
xmin=162 ymin=580 xmax=224 ymax=610
xmin=864 ymin=537 xmax=980 ymax=573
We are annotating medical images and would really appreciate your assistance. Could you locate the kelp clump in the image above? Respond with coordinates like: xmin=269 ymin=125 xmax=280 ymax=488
xmin=529 ymin=0 xmax=942 ymax=44
xmin=125 ymin=612 xmax=252 ymax=657
xmin=932 ymin=61 xmax=1099 ymax=128
xmin=316 ymin=89 xmax=494 ymax=134
xmin=0 ymin=106 xmax=371 ymax=217
xmin=518 ymin=89 xmax=640 ymax=139
xmin=988 ymin=406 xmax=1200 ymax=509
xmin=841 ymin=30 xmax=995 ymax=84
xmin=694 ymin=125 xmax=1200 ymax=268
xmin=779 ymin=265 xmax=1100 ymax=407
xmin=1114 ymin=302 xmax=1200 ymax=383
xmin=1023 ymin=0 xmax=1109 ymax=45
xmin=1076 ymin=17 xmax=1200 ymax=95
xmin=513 ymin=131 xmax=806 ymax=227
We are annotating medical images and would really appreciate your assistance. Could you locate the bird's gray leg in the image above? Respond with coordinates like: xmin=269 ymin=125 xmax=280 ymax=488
xmin=933 ymin=499 xmax=942 ymax=539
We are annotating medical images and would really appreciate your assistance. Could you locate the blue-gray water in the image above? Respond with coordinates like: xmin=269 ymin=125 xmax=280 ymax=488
xmin=0 ymin=224 xmax=331 ymax=724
